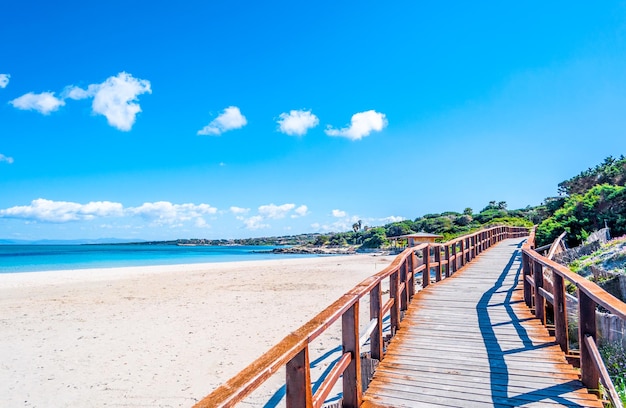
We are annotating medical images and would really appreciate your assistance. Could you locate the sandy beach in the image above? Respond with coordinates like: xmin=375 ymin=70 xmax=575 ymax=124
xmin=0 ymin=254 xmax=393 ymax=407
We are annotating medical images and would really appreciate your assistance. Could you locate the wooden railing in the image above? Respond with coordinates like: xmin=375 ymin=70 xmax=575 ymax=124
xmin=522 ymin=230 xmax=626 ymax=408
xmin=195 ymin=226 xmax=529 ymax=408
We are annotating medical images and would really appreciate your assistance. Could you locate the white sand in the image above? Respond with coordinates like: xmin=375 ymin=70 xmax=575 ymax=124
xmin=0 ymin=254 xmax=393 ymax=407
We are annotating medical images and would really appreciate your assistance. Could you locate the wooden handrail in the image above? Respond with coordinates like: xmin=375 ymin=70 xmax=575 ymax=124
xmin=522 ymin=230 xmax=626 ymax=408
xmin=194 ymin=226 xmax=529 ymax=408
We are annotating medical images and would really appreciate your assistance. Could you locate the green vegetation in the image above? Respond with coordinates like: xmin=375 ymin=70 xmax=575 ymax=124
xmin=600 ymin=341 xmax=626 ymax=405
xmin=536 ymin=156 xmax=626 ymax=248
xmin=175 ymin=155 xmax=626 ymax=255
xmin=558 ymin=156 xmax=626 ymax=196
xmin=300 ymin=201 xmax=535 ymax=250
xmin=536 ymin=184 xmax=626 ymax=247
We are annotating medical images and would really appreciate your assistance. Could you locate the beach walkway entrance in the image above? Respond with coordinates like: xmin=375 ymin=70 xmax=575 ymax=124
xmin=361 ymin=238 xmax=602 ymax=407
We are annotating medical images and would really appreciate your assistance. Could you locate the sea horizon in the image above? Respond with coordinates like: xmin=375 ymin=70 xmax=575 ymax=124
xmin=0 ymin=243 xmax=316 ymax=274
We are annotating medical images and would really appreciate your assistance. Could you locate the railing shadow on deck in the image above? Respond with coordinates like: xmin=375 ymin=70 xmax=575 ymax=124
xmin=523 ymin=229 xmax=626 ymax=408
xmin=193 ymin=226 xmax=529 ymax=408
xmin=477 ymin=242 xmax=592 ymax=407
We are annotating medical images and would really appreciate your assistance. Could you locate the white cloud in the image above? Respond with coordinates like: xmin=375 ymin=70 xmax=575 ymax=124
xmin=237 ymin=203 xmax=306 ymax=230
xmin=129 ymin=202 xmax=217 ymax=225
xmin=89 ymin=72 xmax=151 ymax=131
xmin=332 ymin=209 xmax=346 ymax=218
xmin=63 ymin=85 xmax=94 ymax=100
xmin=9 ymin=72 xmax=151 ymax=130
xmin=293 ymin=205 xmax=308 ymax=217
xmin=0 ymin=74 xmax=9 ymax=88
xmin=0 ymin=199 xmax=123 ymax=223
xmin=325 ymin=110 xmax=388 ymax=140
xmin=0 ymin=154 xmax=14 ymax=164
xmin=258 ymin=203 xmax=295 ymax=219
xmin=277 ymin=109 xmax=319 ymax=136
xmin=230 ymin=206 xmax=250 ymax=215
xmin=10 ymin=92 xmax=65 ymax=115
xmin=242 ymin=215 xmax=269 ymax=230
xmin=0 ymin=199 xmax=218 ymax=227
xmin=197 ymin=106 xmax=247 ymax=135
xmin=195 ymin=218 xmax=210 ymax=228
xmin=380 ymin=215 xmax=404 ymax=223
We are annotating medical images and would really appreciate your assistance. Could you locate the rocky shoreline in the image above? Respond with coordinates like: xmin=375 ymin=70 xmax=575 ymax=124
xmin=268 ymin=245 xmax=358 ymax=254
xmin=266 ymin=245 xmax=395 ymax=255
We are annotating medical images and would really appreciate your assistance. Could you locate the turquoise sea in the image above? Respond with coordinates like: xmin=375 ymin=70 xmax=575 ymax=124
xmin=0 ymin=244 xmax=314 ymax=273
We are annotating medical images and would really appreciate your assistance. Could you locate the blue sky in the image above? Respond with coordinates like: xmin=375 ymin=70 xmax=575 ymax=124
xmin=2 ymin=1 xmax=626 ymax=241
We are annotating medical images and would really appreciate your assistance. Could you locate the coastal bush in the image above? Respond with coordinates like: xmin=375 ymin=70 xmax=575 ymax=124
xmin=484 ymin=216 xmax=533 ymax=228
xmin=536 ymin=184 xmax=626 ymax=247
xmin=384 ymin=221 xmax=415 ymax=237
xmin=558 ymin=155 xmax=626 ymax=196
xmin=313 ymin=235 xmax=329 ymax=246
xmin=599 ymin=341 xmax=626 ymax=405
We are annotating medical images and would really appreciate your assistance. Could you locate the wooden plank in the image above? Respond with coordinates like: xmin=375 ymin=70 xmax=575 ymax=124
xmin=363 ymin=237 xmax=602 ymax=408
xmin=312 ymin=352 xmax=350 ymax=408
xmin=369 ymin=371 xmax=602 ymax=404
xmin=585 ymin=335 xmax=624 ymax=408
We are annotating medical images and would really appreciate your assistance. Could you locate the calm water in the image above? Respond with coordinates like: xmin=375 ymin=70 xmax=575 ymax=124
xmin=0 ymin=244 xmax=313 ymax=273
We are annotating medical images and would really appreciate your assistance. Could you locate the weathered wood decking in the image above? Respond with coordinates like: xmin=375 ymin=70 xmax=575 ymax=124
xmin=362 ymin=238 xmax=603 ymax=407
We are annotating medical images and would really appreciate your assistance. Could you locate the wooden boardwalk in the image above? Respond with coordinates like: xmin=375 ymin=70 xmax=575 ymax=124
xmin=362 ymin=238 xmax=603 ymax=408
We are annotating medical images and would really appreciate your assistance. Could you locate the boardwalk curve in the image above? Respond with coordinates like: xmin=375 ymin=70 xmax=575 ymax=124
xmin=362 ymin=238 xmax=602 ymax=407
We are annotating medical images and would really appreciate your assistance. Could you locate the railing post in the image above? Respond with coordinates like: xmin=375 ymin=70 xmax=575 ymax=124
xmin=286 ymin=347 xmax=313 ymax=408
xmin=408 ymin=252 xmax=416 ymax=299
xmin=522 ymin=252 xmax=532 ymax=308
xmin=435 ymin=246 xmax=442 ymax=282
xmin=451 ymin=242 xmax=457 ymax=274
xmin=422 ymin=246 xmax=430 ymax=288
xmin=459 ymin=238 xmax=465 ymax=268
xmin=553 ymin=271 xmax=568 ymax=353
xmin=369 ymin=283 xmax=383 ymax=361
xmin=390 ymin=271 xmax=400 ymax=333
xmin=444 ymin=245 xmax=451 ymax=278
xmin=579 ymin=290 xmax=599 ymax=392
xmin=342 ymin=303 xmax=362 ymax=408
xmin=533 ymin=260 xmax=545 ymax=324
xmin=400 ymin=262 xmax=408 ymax=311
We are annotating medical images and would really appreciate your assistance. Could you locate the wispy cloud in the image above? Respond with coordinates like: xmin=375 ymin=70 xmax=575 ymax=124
xmin=0 ymin=74 xmax=9 ymax=88
xmin=332 ymin=209 xmax=346 ymax=217
xmin=65 ymin=72 xmax=152 ymax=131
xmin=0 ymin=199 xmax=123 ymax=222
xmin=237 ymin=203 xmax=307 ymax=230
xmin=128 ymin=202 xmax=217 ymax=226
xmin=197 ymin=106 xmax=247 ymax=135
xmin=0 ymin=154 xmax=14 ymax=164
xmin=240 ymin=215 xmax=268 ymax=230
xmin=325 ymin=110 xmax=388 ymax=140
xmin=0 ymin=199 xmax=216 ymax=227
xmin=293 ymin=205 xmax=308 ymax=217
xmin=229 ymin=206 xmax=250 ymax=215
xmin=258 ymin=203 xmax=296 ymax=219
xmin=277 ymin=109 xmax=319 ymax=136
xmin=380 ymin=215 xmax=404 ymax=223
xmin=10 ymin=92 xmax=65 ymax=114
